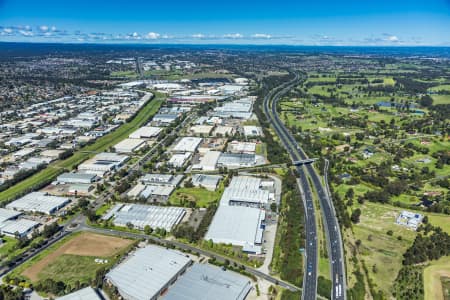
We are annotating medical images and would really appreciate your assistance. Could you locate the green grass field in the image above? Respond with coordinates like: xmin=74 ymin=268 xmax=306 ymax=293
xmin=37 ymin=254 xmax=113 ymax=286
xmin=431 ymin=94 xmax=450 ymax=105
xmin=352 ymin=202 xmax=417 ymax=297
xmin=169 ymin=183 xmax=224 ymax=207
xmin=424 ymin=256 xmax=450 ymax=300
xmin=0 ymin=95 xmax=164 ymax=203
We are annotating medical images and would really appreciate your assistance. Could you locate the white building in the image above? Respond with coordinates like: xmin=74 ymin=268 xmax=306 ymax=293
xmin=6 ymin=192 xmax=70 ymax=215
xmin=172 ymin=137 xmax=202 ymax=153
xmin=129 ymin=126 xmax=162 ymax=139
xmin=114 ymin=138 xmax=146 ymax=153
xmin=192 ymin=151 xmax=221 ymax=171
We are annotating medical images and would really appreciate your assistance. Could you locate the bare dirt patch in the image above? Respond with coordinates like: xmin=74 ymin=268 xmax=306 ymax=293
xmin=22 ymin=232 xmax=132 ymax=282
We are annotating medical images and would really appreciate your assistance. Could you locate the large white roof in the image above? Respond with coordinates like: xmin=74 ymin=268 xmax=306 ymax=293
xmin=106 ymin=245 xmax=191 ymax=300
xmin=205 ymin=205 xmax=265 ymax=250
xmin=129 ymin=126 xmax=162 ymax=139
xmin=172 ymin=137 xmax=202 ymax=153
xmin=6 ymin=192 xmax=70 ymax=214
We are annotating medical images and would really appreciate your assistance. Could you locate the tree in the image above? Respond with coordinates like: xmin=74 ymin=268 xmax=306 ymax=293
xmin=144 ymin=225 xmax=153 ymax=235
xmin=419 ymin=95 xmax=433 ymax=107
xmin=351 ymin=208 xmax=361 ymax=224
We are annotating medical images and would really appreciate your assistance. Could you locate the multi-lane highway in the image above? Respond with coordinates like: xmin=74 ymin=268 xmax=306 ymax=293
xmin=263 ymin=72 xmax=346 ymax=300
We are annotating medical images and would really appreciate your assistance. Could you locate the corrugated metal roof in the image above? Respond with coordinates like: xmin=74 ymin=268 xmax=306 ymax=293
xmin=164 ymin=263 xmax=252 ymax=300
xmin=106 ymin=245 xmax=191 ymax=300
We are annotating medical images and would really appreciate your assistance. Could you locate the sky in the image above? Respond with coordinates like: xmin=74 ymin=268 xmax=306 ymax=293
xmin=0 ymin=0 xmax=449 ymax=45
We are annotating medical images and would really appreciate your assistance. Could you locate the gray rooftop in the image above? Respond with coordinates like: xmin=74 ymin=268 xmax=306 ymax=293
xmin=106 ymin=245 xmax=191 ymax=300
xmin=56 ymin=287 xmax=102 ymax=300
xmin=164 ymin=263 xmax=252 ymax=300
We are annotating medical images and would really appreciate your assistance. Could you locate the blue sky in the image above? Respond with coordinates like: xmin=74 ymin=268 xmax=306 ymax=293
xmin=0 ymin=0 xmax=449 ymax=45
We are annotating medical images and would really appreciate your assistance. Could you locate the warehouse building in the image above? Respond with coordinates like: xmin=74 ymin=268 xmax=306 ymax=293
xmin=189 ymin=125 xmax=213 ymax=136
xmin=114 ymin=138 xmax=146 ymax=153
xmin=6 ymin=192 xmax=70 ymax=215
xmin=56 ymin=287 xmax=102 ymax=300
xmin=228 ymin=141 xmax=256 ymax=154
xmin=243 ymin=126 xmax=263 ymax=137
xmin=111 ymin=204 xmax=186 ymax=231
xmin=0 ymin=219 xmax=39 ymax=238
xmin=217 ymin=153 xmax=256 ymax=169
xmin=57 ymin=172 xmax=97 ymax=184
xmin=140 ymin=173 xmax=183 ymax=187
xmin=220 ymin=176 xmax=270 ymax=208
xmin=213 ymin=126 xmax=235 ymax=137
xmin=139 ymin=184 xmax=175 ymax=203
xmin=205 ymin=205 xmax=265 ymax=254
xmin=129 ymin=126 xmax=162 ymax=139
xmin=191 ymin=174 xmax=222 ymax=191
xmin=152 ymin=113 xmax=178 ymax=125
xmin=168 ymin=153 xmax=192 ymax=168
xmin=164 ymin=263 xmax=252 ymax=300
xmin=78 ymin=152 xmax=129 ymax=176
xmin=105 ymin=245 xmax=192 ymax=300
xmin=172 ymin=137 xmax=202 ymax=153
xmin=192 ymin=151 xmax=221 ymax=171
xmin=0 ymin=208 xmax=22 ymax=223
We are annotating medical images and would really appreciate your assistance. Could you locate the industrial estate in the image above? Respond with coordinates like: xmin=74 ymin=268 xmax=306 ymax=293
xmin=0 ymin=40 xmax=448 ymax=300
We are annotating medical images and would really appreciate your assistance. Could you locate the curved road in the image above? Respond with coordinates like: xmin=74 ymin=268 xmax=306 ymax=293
xmin=263 ymin=72 xmax=346 ymax=300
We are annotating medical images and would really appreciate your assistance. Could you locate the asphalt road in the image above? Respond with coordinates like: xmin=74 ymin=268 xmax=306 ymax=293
xmin=263 ymin=72 xmax=346 ymax=300
xmin=262 ymin=73 xmax=318 ymax=300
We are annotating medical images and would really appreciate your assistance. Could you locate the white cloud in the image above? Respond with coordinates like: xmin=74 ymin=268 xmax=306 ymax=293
xmin=145 ymin=32 xmax=160 ymax=39
xmin=252 ymin=33 xmax=272 ymax=39
xmin=3 ymin=28 xmax=13 ymax=33
xmin=387 ymin=35 xmax=399 ymax=42
xmin=223 ymin=33 xmax=244 ymax=39
xmin=192 ymin=33 xmax=205 ymax=39
xmin=51 ymin=26 xmax=57 ymax=32
xmin=19 ymin=30 xmax=33 ymax=37
xmin=39 ymin=25 xmax=49 ymax=32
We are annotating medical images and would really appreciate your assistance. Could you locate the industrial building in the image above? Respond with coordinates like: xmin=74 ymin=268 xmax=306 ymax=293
xmin=78 ymin=152 xmax=129 ymax=176
xmin=168 ymin=153 xmax=192 ymax=168
xmin=228 ymin=141 xmax=256 ymax=154
xmin=140 ymin=173 xmax=183 ymax=187
xmin=172 ymin=137 xmax=202 ymax=153
xmin=57 ymin=172 xmax=97 ymax=184
xmin=114 ymin=138 xmax=146 ymax=153
xmin=129 ymin=126 xmax=162 ymax=139
xmin=164 ymin=263 xmax=252 ymax=300
xmin=6 ymin=192 xmax=70 ymax=215
xmin=110 ymin=204 xmax=186 ymax=231
xmin=105 ymin=245 xmax=192 ymax=300
xmin=243 ymin=126 xmax=263 ymax=137
xmin=220 ymin=176 xmax=270 ymax=208
xmin=189 ymin=125 xmax=213 ymax=136
xmin=217 ymin=153 xmax=256 ymax=169
xmin=139 ymin=184 xmax=175 ymax=203
xmin=205 ymin=205 xmax=265 ymax=254
xmin=0 ymin=218 xmax=39 ymax=238
xmin=191 ymin=174 xmax=222 ymax=191
xmin=192 ymin=151 xmax=221 ymax=171
xmin=56 ymin=287 xmax=102 ymax=300
xmin=213 ymin=98 xmax=253 ymax=119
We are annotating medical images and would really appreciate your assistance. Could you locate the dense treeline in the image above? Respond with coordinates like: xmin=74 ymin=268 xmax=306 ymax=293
xmin=172 ymin=203 xmax=217 ymax=242
xmin=254 ymin=74 xmax=294 ymax=163
xmin=272 ymin=170 xmax=306 ymax=287
xmin=402 ymin=225 xmax=450 ymax=265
